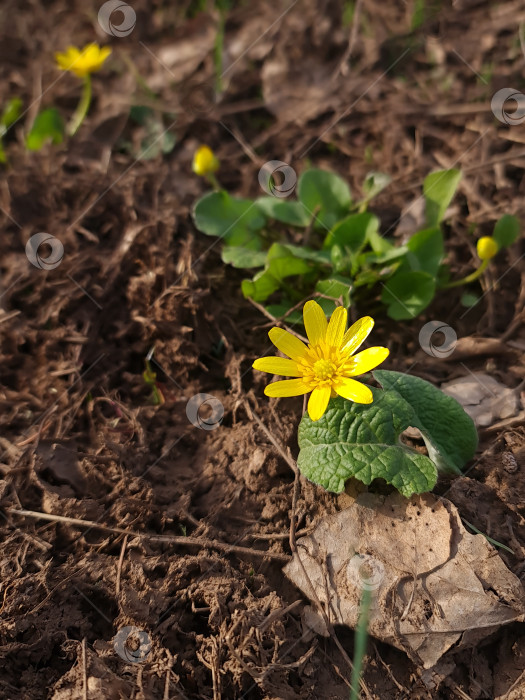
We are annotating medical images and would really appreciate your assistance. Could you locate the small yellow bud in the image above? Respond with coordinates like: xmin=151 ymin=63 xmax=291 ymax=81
xmin=192 ymin=145 xmax=219 ymax=176
xmin=476 ymin=236 xmax=498 ymax=261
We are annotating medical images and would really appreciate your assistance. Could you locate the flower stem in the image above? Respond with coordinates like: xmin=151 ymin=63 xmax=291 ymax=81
xmin=206 ymin=172 xmax=221 ymax=191
xmin=67 ymin=74 xmax=92 ymax=136
xmin=442 ymin=259 xmax=489 ymax=289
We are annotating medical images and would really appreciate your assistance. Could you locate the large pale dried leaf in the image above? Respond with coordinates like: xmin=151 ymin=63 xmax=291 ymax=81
xmin=284 ymin=492 xmax=525 ymax=668
xmin=147 ymin=14 xmax=216 ymax=90
xmin=441 ymin=373 xmax=518 ymax=428
xmin=262 ymin=58 xmax=341 ymax=124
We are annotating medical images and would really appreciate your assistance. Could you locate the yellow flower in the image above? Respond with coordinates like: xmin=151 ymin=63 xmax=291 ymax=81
xmin=55 ymin=43 xmax=112 ymax=78
xmin=253 ymin=300 xmax=389 ymax=421
xmin=192 ymin=145 xmax=219 ymax=176
xmin=476 ymin=236 xmax=498 ymax=261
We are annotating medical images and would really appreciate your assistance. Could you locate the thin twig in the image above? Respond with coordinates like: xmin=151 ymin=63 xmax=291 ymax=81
xmin=332 ymin=0 xmax=363 ymax=79
xmin=115 ymin=534 xmax=128 ymax=597
xmin=246 ymin=297 xmax=308 ymax=342
xmin=6 ymin=508 xmax=290 ymax=562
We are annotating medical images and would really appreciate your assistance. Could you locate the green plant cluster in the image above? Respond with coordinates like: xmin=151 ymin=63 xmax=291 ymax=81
xmin=193 ymin=168 xmax=519 ymax=320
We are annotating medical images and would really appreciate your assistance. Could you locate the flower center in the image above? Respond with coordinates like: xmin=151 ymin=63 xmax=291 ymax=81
xmin=313 ymin=358 xmax=336 ymax=381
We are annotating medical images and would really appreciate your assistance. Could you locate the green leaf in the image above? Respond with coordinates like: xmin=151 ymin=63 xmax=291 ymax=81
xmin=297 ymin=370 xmax=477 ymax=497
xmin=126 ymin=107 xmax=176 ymax=159
xmin=255 ymin=197 xmax=310 ymax=226
xmin=129 ymin=105 xmax=154 ymax=125
xmin=460 ymin=291 xmax=480 ymax=308
xmin=373 ymin=370 xmax=478 ymax=474
xmin=362 ymin=171 xmax=392 ymax=201
xmin=298 ymin=168 xmax=352 ymax=230
xmin=381 ymin=271 xmax=436 ymax=319
xmin=241 ymin=243 xmax=311 ymax=302
xmin=363 ymin=246 xmax=408 ymax=265
xmin=315 ymin=277 xmax=352 ymax=307
xmin=282 ymin=244 xmax=331 ymax=264
xmin=242 ymin=270 xmax=280 ymax=301
xmin=400 ymin=227 xmax=444 ymax=276
xmin=493 ymin=214 xmax=520 ymax=249
xmin=193 ymin=191 xmax=265 ymax=248
xmin=265 ymin=303 xmax=303 ymax=325
xmin=424 ymin=169 xmax=461 ymax=226
xmin=221 ymin=246 xmax=267 ymax=268
xmin=26 ymin=108 xmax=64 ymax=150
xmin=0 ymin=97 xmax=22 ymax=135
xmin=324 ymin=212 xmax=379 ymax=252
xmin=297 ymin=389 xmax=435 ymax=497
xmin=366 ymin=227 xmax=394 ymax=255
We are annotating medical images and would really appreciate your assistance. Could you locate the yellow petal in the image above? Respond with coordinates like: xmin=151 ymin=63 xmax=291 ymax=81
xmin=264 ymin=378 xmax=309 ymax=397
xmin=335 ymin=378 xmax=373 ymax=403
xmin=325 ymin=306 xmax=347 ymax=347
xmin=84 ymin=43 xmax=99 ymax=61
xmin=253 ymin=357 xmax=302 ymax=377
xmin=303 ymin=300 xmax=327 ymax=345
xmin=345 ymin=347 xmax=389 ymax=376
xmin=268 ymin=328 xmax=308 ymax=360
xmin=55 ymin=47 xmax=78 ymax=70
xmin=98 ymin=46 xmax=112 ymax=64
xmin=308 ymin=386 xmax=332 ymax=421
xmin=341 ymin=316 xmax=374 ymax=355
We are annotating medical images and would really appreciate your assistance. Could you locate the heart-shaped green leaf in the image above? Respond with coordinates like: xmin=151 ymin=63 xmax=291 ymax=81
xmin=297 ymin=370 xmax=477 ymax=497
xmin=193 ymin=191 xmax=266 ymax=248
xmin=324 ymin=212 xmax=379 ymax=252
xmin=400 ymin=227 xmax=444 ymax=276
xmin=381 ymin=270 xmax=436 ymax=319
xmin=26 ymin=108 xmax=64 ymax=151
xmin=424 ymin=169 xmax=461 ymax=226
xmin=255 ymin=197 xmax=310 ymax=227
xmin=373 ymin=370 xmax=478 ymax=473
xmin=298 ymin=169 xmax=352 ymax=230
xmin=241 ymin=243 xmax=311 ymax=302
xmin=221 ymin=246 xmax=267 ymax=268
xmin=492 ymin=214 xmax=520 ymax=249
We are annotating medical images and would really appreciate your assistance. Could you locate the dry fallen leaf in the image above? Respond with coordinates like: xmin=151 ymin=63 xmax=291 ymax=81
xmin=284 ymin=492 xmax=525 ymax=668
xmin=441 ymin=373 xmax=518 ymax=427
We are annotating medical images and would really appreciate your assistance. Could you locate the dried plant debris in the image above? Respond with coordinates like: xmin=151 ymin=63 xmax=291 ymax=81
xmin=284 ymin=492 xmax=525 ymax=669
xmin=441 ymin=373 xmax=519 ymax=428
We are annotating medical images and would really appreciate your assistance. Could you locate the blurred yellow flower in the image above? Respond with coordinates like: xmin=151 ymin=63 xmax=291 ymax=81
xmin=476 ymin=236 xmax=498 ymax=261
xmin=55 ymin=43 xmax=112 ymax=79
xmin=192 ymin=145 xmax=219 ymax=176
xmin=253 ymin=300 xmax=389 ymax=421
